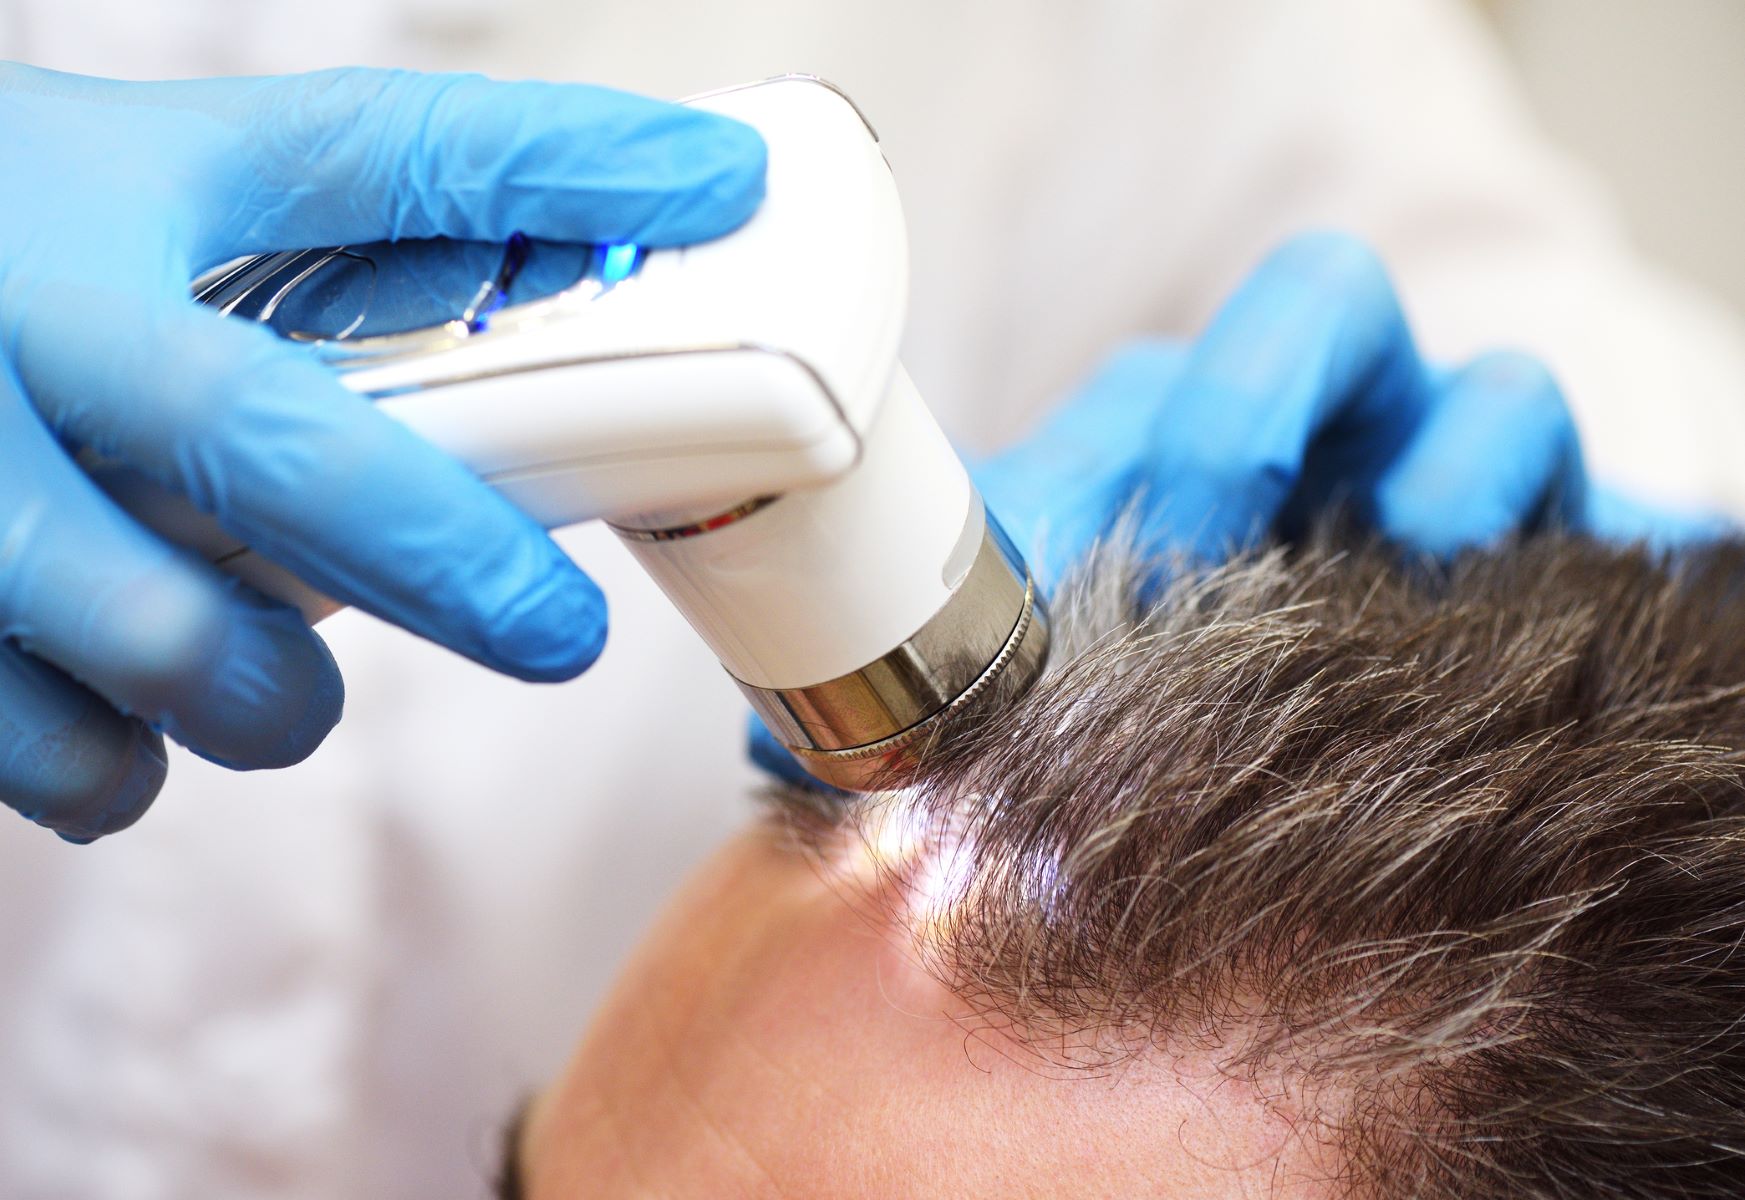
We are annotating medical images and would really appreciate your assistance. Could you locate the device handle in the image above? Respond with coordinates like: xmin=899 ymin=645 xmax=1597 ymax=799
xmin=87 ymin=342 xmax=861 ymax=623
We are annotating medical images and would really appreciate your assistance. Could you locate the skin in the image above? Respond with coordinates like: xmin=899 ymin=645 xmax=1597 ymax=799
xmin=521 ymin=819 xmax=1345 ymax=1198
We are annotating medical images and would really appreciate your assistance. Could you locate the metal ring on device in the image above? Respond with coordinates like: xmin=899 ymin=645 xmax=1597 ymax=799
xmin=735 ymin=514 xmax=1051 ymax=790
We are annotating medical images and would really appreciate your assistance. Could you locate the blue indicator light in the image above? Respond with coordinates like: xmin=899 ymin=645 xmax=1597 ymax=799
xmin=599 ymin=243 xmax=642 ymax=288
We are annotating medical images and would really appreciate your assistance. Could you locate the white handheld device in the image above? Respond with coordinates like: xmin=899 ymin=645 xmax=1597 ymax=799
xmin=134 ymin=75 xmax=1049 ymax=790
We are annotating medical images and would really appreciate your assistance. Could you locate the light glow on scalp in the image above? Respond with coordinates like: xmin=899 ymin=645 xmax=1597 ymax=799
xmin=829 ymin=792 xmax=991 ymax=943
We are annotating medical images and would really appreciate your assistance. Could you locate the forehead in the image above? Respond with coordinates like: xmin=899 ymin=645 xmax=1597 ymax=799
xmin=520 ymin=823 xmax=1336 ymax=1198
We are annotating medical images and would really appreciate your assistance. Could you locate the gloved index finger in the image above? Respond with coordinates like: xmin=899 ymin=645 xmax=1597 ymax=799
xmin=1140 ymin=232 xmax=1435 ymax=561
xmin=15 ymin=282 xmax=608 ymax=685
xmin=975 ymin=340 xmax=1190 ymax=585
xmin=195 ymin=69 xmax=768 ymax=262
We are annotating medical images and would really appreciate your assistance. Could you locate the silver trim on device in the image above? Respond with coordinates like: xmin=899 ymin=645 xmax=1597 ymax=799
xmin=680 ymin=73 xmax=879 ymax=143
xmin=737 ymin=511 xmax=1051 ymax=791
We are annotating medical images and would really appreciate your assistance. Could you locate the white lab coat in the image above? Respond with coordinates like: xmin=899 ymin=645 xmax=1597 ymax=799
xmin=2 ymin=2 xmax=1743 ymax=1197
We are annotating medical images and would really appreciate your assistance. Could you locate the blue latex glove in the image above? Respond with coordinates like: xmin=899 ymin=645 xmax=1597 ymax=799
xmin=0 ymin=65 xmax=766 ymax=840
xmin=754 ymin=231 xmax=1731 ymax=789
xmin=978 ymin=231 xmax=1730 ymax=584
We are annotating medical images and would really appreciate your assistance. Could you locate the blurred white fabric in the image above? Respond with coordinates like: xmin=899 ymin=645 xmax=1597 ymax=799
xmin=2 ymin=1 xmax=1744 ymax=1197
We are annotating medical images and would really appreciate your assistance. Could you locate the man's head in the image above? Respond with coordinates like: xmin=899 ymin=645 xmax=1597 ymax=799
xmin=518 ymin=535 xmax=1745 ymax=1198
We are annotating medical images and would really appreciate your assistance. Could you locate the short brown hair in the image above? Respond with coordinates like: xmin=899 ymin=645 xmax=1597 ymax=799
xmin=777 ymin=533 xmax=1745 ymax=1197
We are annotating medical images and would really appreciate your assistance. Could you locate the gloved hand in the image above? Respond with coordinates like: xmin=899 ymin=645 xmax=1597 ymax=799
xmin=752 ymin=231 xmax=1729 ymax=789
xmin=977 ymin=231 xmax=1728 ymax=585
xmin=0 ymin=65 xmax=767 ymax=840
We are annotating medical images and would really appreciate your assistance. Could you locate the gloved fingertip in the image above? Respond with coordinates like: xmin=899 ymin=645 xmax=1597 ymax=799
xmin=1093 ymin=339 xmax=1193 ymax=388
xmin=1266 ymin=229 xmax=1394 ymax=297
xmin=30 ymin=722 xmax=169 ymax=843
xmin=93 ymin=726 xmax=169 ymax=838
xmin=193 ymin=612 xmax=347 ymax=771
xmin=634 ymin=114 xmax=768 ymax=245
xmin=279 ymin=635 xmax=346 ymax=763
xmin=482 ymin=567 xmax=610 ymax=684
xmin=703 ymin=114 xmax=769 ymax=199
xmin=145 ymin=590 xmax=346 ymax=771
xmin=1588 ymin=485 xmax=1738 ymax=551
